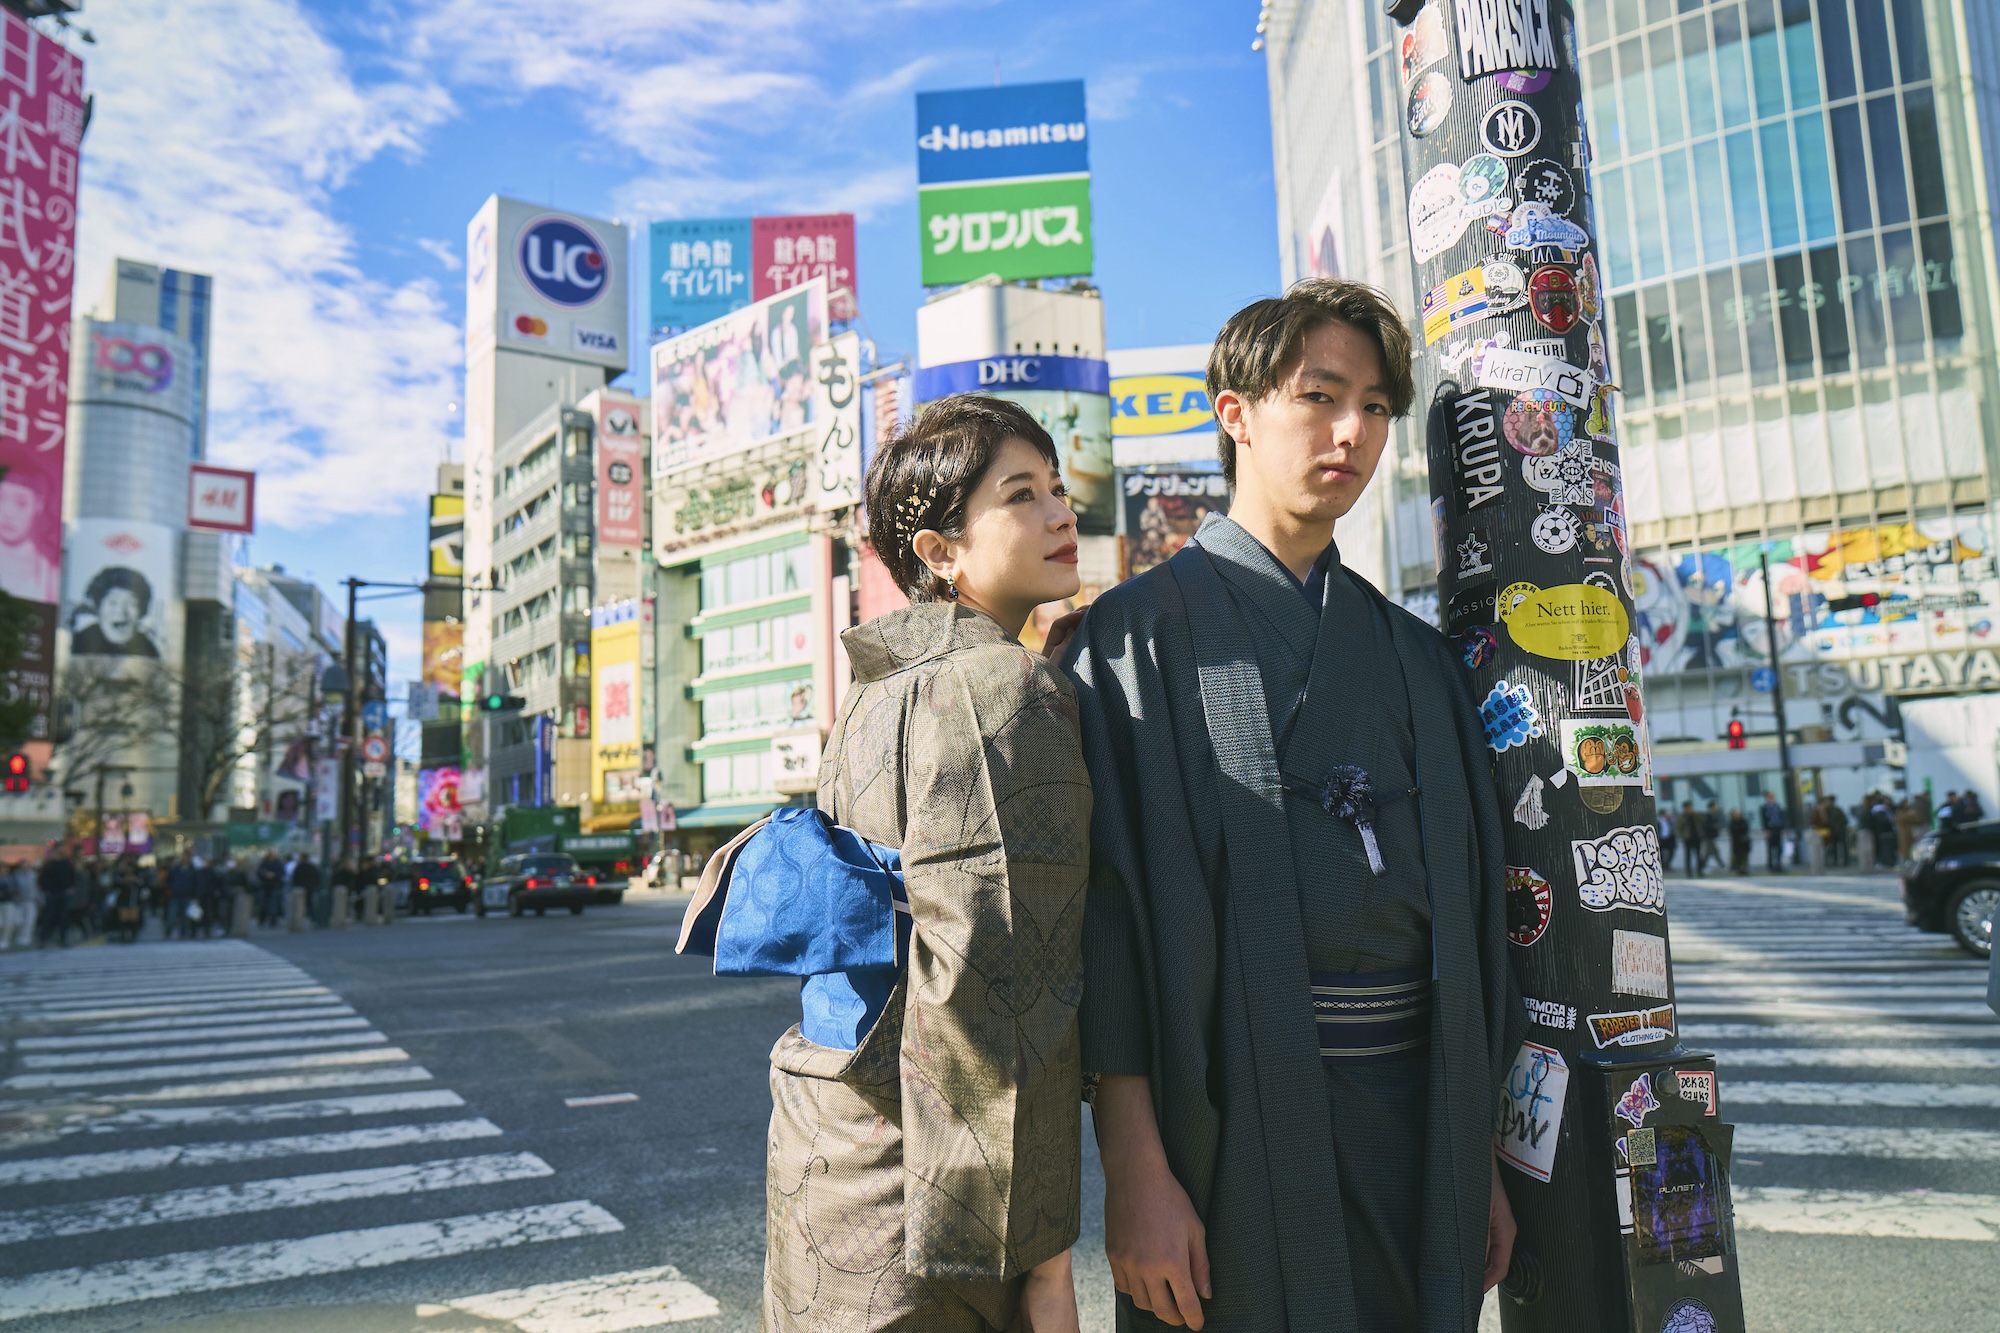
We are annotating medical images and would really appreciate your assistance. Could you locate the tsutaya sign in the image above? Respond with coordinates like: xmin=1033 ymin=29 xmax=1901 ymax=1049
xmin=1783 ymin=651 xmax=2000 ymax=697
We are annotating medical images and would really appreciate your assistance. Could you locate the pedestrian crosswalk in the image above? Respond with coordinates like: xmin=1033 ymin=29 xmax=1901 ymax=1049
xmin=0 ymin=940 xmax=718 ymax=1327
xmin=1670 ymin=875 xmax=2000 ymax=1245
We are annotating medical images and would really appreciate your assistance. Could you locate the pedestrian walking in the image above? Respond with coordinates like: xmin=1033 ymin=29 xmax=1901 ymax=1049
xmin=1657 ymin=807 xmax=1677 ymax=873
xmin=0 ymin=861 xmax=20 ymax=949
xmin=110 ymin=857 xmax=144 ymax=942
xmin=194 ymin=857 xmax=224 ymax=938
xmin=293 ymin=853 xmax=324 ymax=927
xmin=1728 ymin=808 xmax=1753 ymax=873
xmin=1703 ymin=800 xmax=1724 ymax=873
xmin=165 ymin=855 xmax=199 ymax=939
xmin=1824 ymin=798 xmax=1850 ymax=867
xmin=1679 ymin=800 xmax=1703 ymax=877
xmin=1939 ymin=791 xmax=1961 ymax=833
xmin=1958 ymin=789 xmax=1985 ymax=825
xmin=1068 ymin=283 xmax=1521 ymax=1326
xmin=254 ymin=850 xmax=286 ymax=927
xmin=1760 ymin=790 xmax=1787 ymax=873
xmin=1894 ymin=797 xmax=1924 ymax=863
xmin=35 ymin=842 xmax=77 ymax=947
xmin=747 ymin=394 xmax=1091 ymax=1328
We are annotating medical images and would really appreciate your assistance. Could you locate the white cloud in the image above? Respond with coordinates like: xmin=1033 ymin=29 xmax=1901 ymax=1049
xmin=415 ymin=237 xmax=462 ymax=271
xmin=75 ymin=0 xmax=459 ymax=530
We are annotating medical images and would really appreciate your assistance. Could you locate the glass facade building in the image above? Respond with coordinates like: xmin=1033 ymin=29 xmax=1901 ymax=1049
xmin=1265 ymin=0 xmax=2000 ymax=812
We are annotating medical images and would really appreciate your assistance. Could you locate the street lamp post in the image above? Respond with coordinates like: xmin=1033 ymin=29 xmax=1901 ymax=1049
xmin=1383 ymin=3 xmax=1747 ymax=1329
xmin=1759 ymin=548 xmax=1804 ymax=860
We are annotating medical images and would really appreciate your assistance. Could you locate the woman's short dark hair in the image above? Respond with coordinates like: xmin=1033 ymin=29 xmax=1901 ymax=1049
xmin=864 ymin=393 xmax=1060 ymax=602
xmin=1208 ymin=278 xmax=1416 ymax=487
xmin=84 ymin=566 xmax=152 ymax=614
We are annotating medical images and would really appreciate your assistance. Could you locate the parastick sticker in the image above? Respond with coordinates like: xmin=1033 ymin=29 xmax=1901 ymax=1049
xmin=1453 ymin=528 xmax=1494 ymax=581
xmin=1481 ymin=680 xmax=1544 ymax=753
xmin=1408 ymin=69 xmax=1453 ymax=138
xmin=1528 ymin=264 xmax=1581 ymax=333
xmin=1613 ymin=928 xmax=1670 ymax=999
xmin=1503 ymin=389 xmax=1574 ymax=456
xmin=1476 ymin=347 xmax=1594 ymax=407
xmin=1445 ymin=579 xmax=1498 ymax=634
xmin=1458 ymin=153 xmax=1513 ymax=214
xmin=1480 ymin=100 xmax=1543 ymax=157
xmin=1498 ymin=580 xmax=1632 ymax=661
xmin=1456 ymin=0 xmax=1558 ymax=81
xmin=1504 ymin=201 xmax=1590 ymax=255
xmin=1496 ymin=1039 xmax=1569 ymax=1183
xmin=1523 ymin=443 xmax=1616 ymax=508
xmin=1559 ymin=718 xmax=1650 ymax=788
xmin=1674 ymin=1069 xmax=1717 ymax=1116
xmin=1512 ymin=774 xmax=1549 ymax=830
xmin=1460 ymin=625 xmax=1499 ymax=669
xmin=1588 ymin=1003 xmax=1677 ymax=1050
xmin=1409 ymin=163 xmax=1469 ymax=263
xmin=1531 ymin=506 xmax=1580 ymax=554
xmin=1615 ymin=1072 xmax=1662 ymax=1128
xmin=1524 ymin=996 xmax=1576 ymax=1031
xmin=1506 ymin=864 xmax=1552 ymax=943
xmin=1574 ymin=824 xmax=1666 ymax=915
xmin=1423 ymin=264 xmax=1493 ymax=345
xmin=1401 ymin=5 xmax=1449 ymax=85
xmin=1438 ymin=330 xmax=1512 ymax=378
xmin=1514 ymin=158 xmax=1575 ymax=216
xmin=1449 ymin=388 xmax=1506 ymax=511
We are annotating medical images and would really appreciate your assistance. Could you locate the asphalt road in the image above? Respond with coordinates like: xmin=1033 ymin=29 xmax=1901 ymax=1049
xmin=0 ymin=874 xmax=1993 ymax=1332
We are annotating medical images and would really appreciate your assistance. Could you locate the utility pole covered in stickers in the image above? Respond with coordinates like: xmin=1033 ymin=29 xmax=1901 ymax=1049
xmin=1384 ymin=4 xmax=1746 ymax=1331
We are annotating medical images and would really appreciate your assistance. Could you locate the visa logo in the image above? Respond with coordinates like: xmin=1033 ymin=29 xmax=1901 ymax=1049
xmin=1110 ymin=374 xmax=1213 ymax=437
xmin=573 ymin=327 xmax=620 ymax=355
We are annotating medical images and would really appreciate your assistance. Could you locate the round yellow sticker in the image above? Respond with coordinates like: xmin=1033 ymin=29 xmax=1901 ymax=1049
xmin=1499 ymin=581 xmax=1631 ymax=661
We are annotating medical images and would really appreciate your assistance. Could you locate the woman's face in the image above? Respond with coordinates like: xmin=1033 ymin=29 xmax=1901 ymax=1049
xmin=97 ymin=587 xmax=142 ymax=643
xmin=921 ymin=437 xmax=1080 ymax=635
xmin=0 ymin=480 xmax=38 ymax=545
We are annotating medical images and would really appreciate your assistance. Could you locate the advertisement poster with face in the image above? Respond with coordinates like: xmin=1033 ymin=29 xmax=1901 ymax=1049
xmin=651 ymin=279 xmax=827 ymax=474
xmin=417 ymin=767 xmax=462 ymax=834
xmin=1122 ymin=470 xmax=1229 ymax=578
xmin=65 ymin=520 xmax=174 ymax=659
xmin=0 ymin=462 xmax=60 ymax=604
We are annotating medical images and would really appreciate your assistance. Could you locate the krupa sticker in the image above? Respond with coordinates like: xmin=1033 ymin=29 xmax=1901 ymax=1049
xmin=1572 ymin=823 xmax=1667 ymax=915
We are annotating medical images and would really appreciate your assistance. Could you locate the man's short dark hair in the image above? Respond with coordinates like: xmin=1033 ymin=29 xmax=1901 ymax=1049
xmin=864 ymin=393 xmax=1060 ymax=603
xmin=1207 ymin=278 xmax=1416 ymax=486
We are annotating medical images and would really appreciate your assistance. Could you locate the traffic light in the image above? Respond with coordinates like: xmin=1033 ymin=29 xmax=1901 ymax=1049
xmin=2 ymin=753 xmax=26 ymax=791
xmin=1726 ymin=716 xmax=1747 ymax=750
xmin=478 ymin=692 xmax=526 ymax=713
xmin=1825 ymin=592 xmax=1881 ymax=614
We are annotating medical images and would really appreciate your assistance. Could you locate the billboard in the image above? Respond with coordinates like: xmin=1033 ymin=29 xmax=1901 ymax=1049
xmin=915 ymin=80 xmax=1091 ymax=285
xmin=428 ymin=494 xmax=464 ymax=579
xmin=813 ymin=331 xmax=863 ymax=511
xmin=466 ymin=196 xmax=627 ymax=371
xmin=188 ymin=463 xmax=255 ymax=533
xmin=417 ymin=767 xmax=462 ymax=834
xmin=0 ymin=17 xmax=82 ymax=618
xmin=422 ymin=617 xmax=462 ymax=695
xmin=594 ymin=392 xmax=645 ymax=547
xmin=651 ymin=278 xmax=827 ymax=474
xmin=64 ymin=519 xmax=174 ymax=659
xmin=590 ymin=600 xmax=642 ymax=803
xmin=1108 ymin=345 xmax=1217 ymax=468
xmin=1121 ymin=470 xmax=1229 ymax=579
xmin=912 ymin=353 xmax=1114 ymax=531
xmin=650 ymin=217 xmax=752 ymax=332
xmin=753 ymin=214 xmax=856 ymax=321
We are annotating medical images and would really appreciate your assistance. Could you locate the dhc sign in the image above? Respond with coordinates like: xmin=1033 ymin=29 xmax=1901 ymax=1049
xmin=912 ymin=353 xmax=1109 ymax=401
xmin=518 ymin=215 xmax=609 ymax=308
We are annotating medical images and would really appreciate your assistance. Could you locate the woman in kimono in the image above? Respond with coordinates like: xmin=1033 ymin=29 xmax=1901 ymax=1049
xmin=764 ymin=394 xmax=1093 ymax=1332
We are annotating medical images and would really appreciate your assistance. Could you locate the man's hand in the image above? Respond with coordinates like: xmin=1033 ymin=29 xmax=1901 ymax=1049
xmin=1040 ymin=607 xmax=1087 ymax=661
xmin=1020 ymin=1248 xmax=1079 ymax=1333
xmin=1484 ymin=1150 xmax=1517 ymax=1292
xmin=1095 ymin=1075 xmax=1210 ymax=1328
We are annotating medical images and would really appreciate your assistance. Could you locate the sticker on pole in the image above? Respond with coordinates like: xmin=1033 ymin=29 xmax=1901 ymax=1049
xmin=1588 ymin=1002 xmax=1676 ymax=1050
xmin=1573 ymin=823 xmax=1667 ymax=915
xmin=1498 ymin=581 xmax=1631 ymax=661
xmin=1457 ymin=0 xmax=1559 ymax=82
xmin=1477 ymin=347 xmax=1594 ymax=407
xmin=1505 ymin=865 xmax=1552 ymax=944
xmin=1496 ymin=1039 xmax=1569 ymax=1182
xmin=1558 ymin=718 xmax=1649 ymax=788
xmin=1480 ymin=680 xmax=1544 ymax=753
xmin=1612 ymin=928 xmax=1670 ymax=998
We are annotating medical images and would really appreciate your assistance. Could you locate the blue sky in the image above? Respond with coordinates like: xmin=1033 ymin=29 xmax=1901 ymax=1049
xmin=73 ymin=0 xmax=1279 ymax=686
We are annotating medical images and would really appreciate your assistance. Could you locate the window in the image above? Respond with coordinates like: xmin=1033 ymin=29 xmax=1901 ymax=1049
xmin=699 ymin=544 xmax=807 ymax=612
xmin=1889 ymin=0 xmax=1928 ymax=83
xmin=700 ymin=611 xmax=813 ymax=675
xmin=1853 ymin=0 xmax=1894 ymax=93
xmin=1782 ymin=0 xmax=1818 ymax=109
xmin=1758 ymin=120 xmax=1800 ymax=249
xmin=1880 ymin=228 xmax=1925 ymax=359
xmin=1918 ymin=222 xmax=1962 ymax=350
xmin=1844 ymin=234 xmax=1888 ymax=368
xmin=1794 ymin=113 xmax=1837 ymax=241
xmin=1829 ymin=103 xmax=1871 ymax=232
xmin=1661 ymin=150 xmax=1698 ymax=273
xmin=1620 ymin=38 xmax=1654 ymax=154
xmin=1808 ymin=245 xmax=1851 ymax=372
xmin=1725 ymin=130 xmax=1764 ymax=254
xmin=1649 ymin=30 xmax=1683 ymax=148
xmin=1902 ymin=88 xmax=1947 ymax=219
xmin=1772 ymin=251 xmax=1816 ymax=377
xmin=1713 ymin=6 xmax=1751 ymax=128
xmin=1691 ymin=139 xmax=1732 ymax=262
xmin=703 ymin=750 xmax=773 ymax=801
xmin=562 ymin=530 xmax=593 ymax=558
xmin=1600 ymin=166 xmax=1634 ymax=287
xmin=1747 ymin=0 xmax=1786 ymax=120
xmin=1818 ymin=0 xmax=1856 ymax=100
xmin=701 ymin=680 xmax=812 ymax=737
xmin=1681 ymin=16 xmax=1717 ymax=137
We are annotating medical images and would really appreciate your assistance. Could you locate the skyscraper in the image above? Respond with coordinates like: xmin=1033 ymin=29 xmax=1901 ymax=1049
xmin=1266 ymin=0 xmax=2000 ymax=813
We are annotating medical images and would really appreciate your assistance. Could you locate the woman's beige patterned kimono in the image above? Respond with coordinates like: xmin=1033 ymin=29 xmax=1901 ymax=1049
xmin=764 ymin=602 xmax=1091 ymax=1332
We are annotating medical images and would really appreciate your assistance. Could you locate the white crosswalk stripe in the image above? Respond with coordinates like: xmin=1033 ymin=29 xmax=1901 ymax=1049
xmin=1667 ymin=874 xmax=2000 ymax=1246
xmin=0 ymin=938 xmax=693 ymax=1324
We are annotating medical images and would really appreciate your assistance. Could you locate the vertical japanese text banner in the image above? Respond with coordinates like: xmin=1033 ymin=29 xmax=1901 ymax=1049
xmin=814 ymin=331 xmax=863 ymax=509
xmin=594 ymin=393 xmax=645 ymax=547
xmin=589 ymin=601 xmax=642 ymax=803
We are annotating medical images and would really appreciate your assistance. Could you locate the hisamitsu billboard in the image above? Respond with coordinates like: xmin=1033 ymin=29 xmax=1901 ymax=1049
xmin=915 ymin=80 xmax=1089 ymax=185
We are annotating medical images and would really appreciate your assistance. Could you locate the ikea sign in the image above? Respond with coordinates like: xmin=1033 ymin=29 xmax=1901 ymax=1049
xmin=1111 ymin=373 xmax=1213 ymax=437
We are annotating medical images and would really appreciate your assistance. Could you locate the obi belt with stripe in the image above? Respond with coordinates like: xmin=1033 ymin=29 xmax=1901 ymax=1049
xmin=1310 ymin=966 xmax=1433 ymax=1063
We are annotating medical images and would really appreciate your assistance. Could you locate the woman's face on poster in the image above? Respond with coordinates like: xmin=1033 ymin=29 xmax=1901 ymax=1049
xmin=0 ymin=480 xmax=39 ymax=545
xmin=97 ymin=586 xmax=142 ymax=644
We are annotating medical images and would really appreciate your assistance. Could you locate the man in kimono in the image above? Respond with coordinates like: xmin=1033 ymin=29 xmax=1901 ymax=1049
xmin=1065 ymin=279 xmax=1526 ymax=1331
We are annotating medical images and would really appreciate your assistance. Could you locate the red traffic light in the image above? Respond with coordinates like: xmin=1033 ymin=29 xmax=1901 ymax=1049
xmin=1726 ymin=719 xmax=1747 ymax=750
xmin=4 ymin=753 xmax=28 ymax=791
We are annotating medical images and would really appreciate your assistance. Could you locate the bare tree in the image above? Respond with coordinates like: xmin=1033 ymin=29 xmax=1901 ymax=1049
xmin=51 ymin=655 xmax=179 ymax=813
xmin=174 ymin=644 xmax=321 ymax=824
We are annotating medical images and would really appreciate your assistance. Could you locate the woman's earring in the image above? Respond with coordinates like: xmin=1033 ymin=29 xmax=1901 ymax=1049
xmin=944 ymin=576 xmax=959 ymax=601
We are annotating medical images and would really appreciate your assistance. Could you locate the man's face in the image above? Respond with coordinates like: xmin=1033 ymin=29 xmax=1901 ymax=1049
xmin=97 ymin=587 xmax=141 ymax=643
xmin=1219 ymin=320 xmax=1394 ymax=524
xmin=0 ymin=480 xmax=37 ymax=545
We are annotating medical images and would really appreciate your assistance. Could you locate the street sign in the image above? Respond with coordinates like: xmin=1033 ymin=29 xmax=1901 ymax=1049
xmin=362 ymin=701 xmax=389 ymax=733
xmin=1751 ymin=666 xmax=1777 ymax=693
xmin=361 ymin=735 xmax=389 ymax=764
xmin=363 ymin=760 xmax=387 ymax=780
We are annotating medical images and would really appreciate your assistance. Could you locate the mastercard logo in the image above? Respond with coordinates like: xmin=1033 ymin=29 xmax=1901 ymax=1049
xmin=513 ymin=314 xmax=549 ymax=337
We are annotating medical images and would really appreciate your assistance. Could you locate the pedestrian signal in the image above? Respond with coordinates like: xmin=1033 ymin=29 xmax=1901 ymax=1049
xmin=479 ymin=693 xmax=526 ymax=713
xmin=1726 ymin=719 xmax=1746 ymax=750
xmin=3 ymin=753 xmax=28 ymax=791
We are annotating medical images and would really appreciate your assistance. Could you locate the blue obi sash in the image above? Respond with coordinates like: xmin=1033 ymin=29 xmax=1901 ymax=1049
xmin=1310 ymin=967 xmax=1433 ymax=1063
xmin=676 ymin=807 xmax=911 ymax=1051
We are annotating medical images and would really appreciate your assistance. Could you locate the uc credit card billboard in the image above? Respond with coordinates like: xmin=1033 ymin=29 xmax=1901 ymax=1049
xmin=915 ymin=80 xmax=1093 ymax=285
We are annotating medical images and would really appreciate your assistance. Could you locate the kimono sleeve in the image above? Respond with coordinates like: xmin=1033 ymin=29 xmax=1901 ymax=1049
xmin=896 ymin=645 xmax=1090 ymax=1281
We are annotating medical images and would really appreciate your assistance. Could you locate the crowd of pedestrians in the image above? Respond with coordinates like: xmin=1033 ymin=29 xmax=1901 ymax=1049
xmin=0 ymin=841 xmax=369 ymax=948
xmin=1653 ymin=785 xmax=1982 ymax=876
